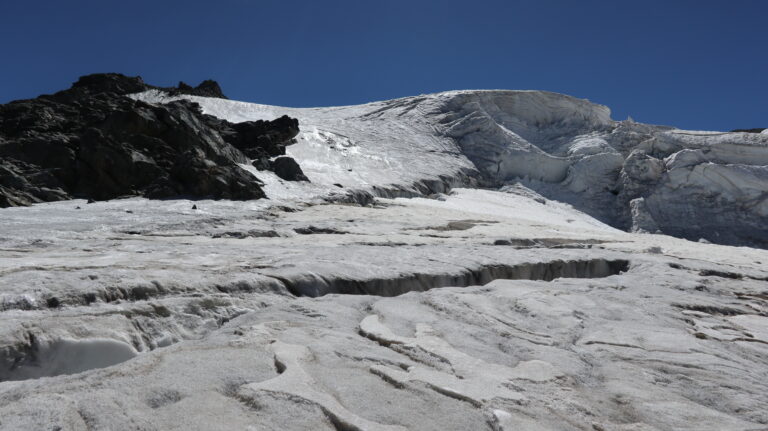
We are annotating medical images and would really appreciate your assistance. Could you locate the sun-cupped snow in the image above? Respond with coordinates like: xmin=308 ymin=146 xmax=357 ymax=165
xmin=2 ymin=184 xmax=767 ymax=430
xmin=132 ymin=89 xmax=768 ymax=248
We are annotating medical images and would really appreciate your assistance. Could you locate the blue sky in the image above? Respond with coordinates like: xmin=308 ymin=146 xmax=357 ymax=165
xmin=1 ymin=0 xmax=765 ymax=131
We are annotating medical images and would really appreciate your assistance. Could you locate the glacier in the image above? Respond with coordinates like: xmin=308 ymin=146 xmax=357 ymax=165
xmin=133 ymin=89 xmax=768 ymax=248
xmin=0 ymin=88 xmax=767 ymax=430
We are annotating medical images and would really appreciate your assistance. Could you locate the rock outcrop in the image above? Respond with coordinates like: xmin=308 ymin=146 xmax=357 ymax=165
xmin=269 ymin=156 xmax=309 ymax=182
xmin=174 ymin=80 xmax=227 ymax=99
xmin=0 ymin=73 xmax=301 ymax=207
xmin=206 ymin=113 xmax=299 ymax=163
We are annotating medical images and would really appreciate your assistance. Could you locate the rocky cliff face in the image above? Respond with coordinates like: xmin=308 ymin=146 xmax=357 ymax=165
xmin=0 ymin=74 xmax=301 ymax=207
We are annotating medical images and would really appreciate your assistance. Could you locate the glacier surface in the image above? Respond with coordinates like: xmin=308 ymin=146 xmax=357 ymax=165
xmin=0 ymin=90 xmax=767 ymax=430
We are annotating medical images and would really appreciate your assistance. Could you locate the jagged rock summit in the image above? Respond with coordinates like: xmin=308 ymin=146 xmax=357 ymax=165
xmin=0 ymin=73 xmax=301 ymax=207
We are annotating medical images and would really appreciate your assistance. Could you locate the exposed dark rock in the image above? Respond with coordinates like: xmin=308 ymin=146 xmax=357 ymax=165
xmin=270 ymin=156 xmax=309 ymax=182
xmin=70 ymin=73 xmax=149 ymax=97
xmin=673 ymin=303 xmax=746 ymax=316
xmin=64 ymin=73 xmax=229 ymax=100
xmin=699 ymin=269 xmax=743 ymax=279
xmin=173 ymin=80 xmax=227 ymax=99
xmin=212 ymin=230 xmax=281 ymax=239
xmin=730 ymin=128 xmax=766 ymax=133
xmin=294 ymin=226 xmax=347 ymax=235
xmin=0 ymin=73 xmax=303 ymax=207
xmin=215 ymin=115 xmax=299 ymax=160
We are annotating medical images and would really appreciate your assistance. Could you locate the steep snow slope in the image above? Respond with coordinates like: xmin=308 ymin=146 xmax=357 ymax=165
xmin=133 ymin=90 xmax=768 ymax=248
xmin=133 ymin=90 xmax=479 ymax=201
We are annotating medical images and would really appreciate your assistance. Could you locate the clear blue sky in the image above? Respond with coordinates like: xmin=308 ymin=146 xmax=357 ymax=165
xmin=1 ymin=0 xmax=766 ymax=131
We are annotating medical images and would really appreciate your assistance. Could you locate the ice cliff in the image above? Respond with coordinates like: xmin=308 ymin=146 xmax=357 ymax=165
xmin=133 ymin=88 xmax=768 ymax=248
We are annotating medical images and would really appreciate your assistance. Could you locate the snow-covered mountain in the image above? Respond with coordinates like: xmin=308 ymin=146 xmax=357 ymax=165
xmin=1 ymin=83 xmax=767 ymax=431
xmin=133 ymin=89 xmax=768 ymax=248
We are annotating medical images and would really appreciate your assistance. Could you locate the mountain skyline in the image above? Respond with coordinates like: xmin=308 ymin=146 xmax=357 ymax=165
xmin=1 ymin=0 xmax=766 ymax=131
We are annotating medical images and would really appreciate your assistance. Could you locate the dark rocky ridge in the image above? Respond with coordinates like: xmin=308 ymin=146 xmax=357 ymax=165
xmin=173 ymin=80 xmax=227 ymax=99
xmin=0 ymin=73 xmax=302 ymax=207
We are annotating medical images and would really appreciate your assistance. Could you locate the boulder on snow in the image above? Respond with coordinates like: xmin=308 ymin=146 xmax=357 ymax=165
xmin=270 ymin=156 xmax=309 ymax=182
